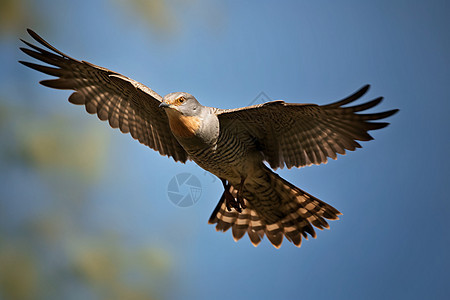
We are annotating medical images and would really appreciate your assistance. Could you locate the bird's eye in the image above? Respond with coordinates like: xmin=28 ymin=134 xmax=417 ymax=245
xmin=178 ymin=97 xmax=185 ymax=103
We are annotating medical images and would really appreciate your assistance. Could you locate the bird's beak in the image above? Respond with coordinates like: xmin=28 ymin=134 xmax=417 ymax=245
xmin=159 ymin=102 xmax=170 ymax=108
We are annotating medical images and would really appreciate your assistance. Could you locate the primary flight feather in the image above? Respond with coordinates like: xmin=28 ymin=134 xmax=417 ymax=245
xmin=20 ymin=29 xmax=398 ymax=248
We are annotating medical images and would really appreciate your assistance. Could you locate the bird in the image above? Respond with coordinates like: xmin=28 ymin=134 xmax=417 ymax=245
xmin=19 ymin=29 xmax=398 ymax=248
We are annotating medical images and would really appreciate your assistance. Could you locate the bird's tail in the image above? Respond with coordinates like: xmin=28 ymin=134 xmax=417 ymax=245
xmin=208 ymin=166 xmax=342 ymax=248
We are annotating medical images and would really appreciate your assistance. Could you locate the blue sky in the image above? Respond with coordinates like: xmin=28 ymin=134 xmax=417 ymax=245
xmin=1 ymin=0 xmax=449 ymax=299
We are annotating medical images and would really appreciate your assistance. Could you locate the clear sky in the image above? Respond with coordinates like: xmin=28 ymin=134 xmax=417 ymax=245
xmin=0 ymin=0 xmax=449 ymax=299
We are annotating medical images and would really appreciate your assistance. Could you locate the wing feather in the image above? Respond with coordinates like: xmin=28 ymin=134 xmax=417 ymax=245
xmin=19 ymin=29 xmax=188 ymax=163
xmin=217 ymin=85 xmax=398 ymax=169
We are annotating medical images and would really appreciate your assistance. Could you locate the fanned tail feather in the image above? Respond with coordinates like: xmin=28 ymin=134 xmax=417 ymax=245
xmin=208 ymin=167 xmax=341 ymax=248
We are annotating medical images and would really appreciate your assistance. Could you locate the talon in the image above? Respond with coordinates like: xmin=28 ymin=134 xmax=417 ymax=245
xmin=233 ymin=200 xmax=243 ymax=213
xmin=221 ymin=179 xmax=236 ymax=212
xmin=237 ymin=195 xmax=247 ymax=210
xmin=236 ymin=177 xmax=247 ymax=210
xmin=220 ymin=178 xmax=247 ymax=213
xmin=223 ymin=191 xmax=242 ymax=212
xmin=223 ymin=190 xmax=234 ymax=212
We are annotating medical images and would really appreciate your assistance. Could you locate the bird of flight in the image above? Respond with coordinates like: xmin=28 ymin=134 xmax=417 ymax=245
xmin=20 ymin=29 xmax=398 ymax=248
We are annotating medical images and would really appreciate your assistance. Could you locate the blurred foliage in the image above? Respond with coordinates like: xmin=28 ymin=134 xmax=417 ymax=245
xmin=0 ymin=243 xmax=38 ymax=300
xmin=114 ymin=0 xmax=177 ymax=34
xmin=72 ymin=239 xmax=170 ymax=300
xmin=0 ymin=0 xmax=28 ymax=34
xmin=114 ymin=0 xmax=225 ymax=36
xmin=0 ymin=99 xmax=173 ymax=299
xmin=20 ymin=115 xmax=109 ymax=182
xmin=0 ymin=0 xmax=223 ymax=38
xmin=0 ymin=0 xmax=222 ymax=298
xmin=0 ymin=216 xmax=171 ymax=300
xmin=0 ymin=102 xmax=109 ymax=182
xmin=0 ymin=0 xmax=178 ymax=295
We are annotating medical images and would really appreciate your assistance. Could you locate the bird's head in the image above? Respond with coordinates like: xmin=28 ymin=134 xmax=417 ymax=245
xmin=160 ymin=92 xmax=201 ymax=117
xmin=160 ymin=92 xmax=207 ymax=139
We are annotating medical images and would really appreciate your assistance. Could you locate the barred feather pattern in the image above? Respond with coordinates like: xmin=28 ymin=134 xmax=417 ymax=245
xmin=209 ymin=166 xmax=342 ymax=248
xmin=19 ymin=29 xmax=189 ymax=163
xmin=20 ymin=29 xmax=399 ymax=249
xmin=217 ymin=85 xmax=399 ymax=170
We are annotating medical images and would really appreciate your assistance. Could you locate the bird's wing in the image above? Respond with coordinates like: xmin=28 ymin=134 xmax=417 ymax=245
xmin=217 ymin=85 xmax=398 ymax=169
xmin=19 ymin=29 xmax=189 ymax=163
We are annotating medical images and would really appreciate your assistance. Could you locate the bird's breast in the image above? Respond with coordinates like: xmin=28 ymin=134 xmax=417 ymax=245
xmin=166 ymin=111 xmax=201 ymax=138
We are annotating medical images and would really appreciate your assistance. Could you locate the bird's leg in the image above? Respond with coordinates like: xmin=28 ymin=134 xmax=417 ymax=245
xmin=236 ymin=177 xmax=247 ymax=210
xmin=220 ymin=179 xmax=240 ymax=212
xmin=220 ymin=178 xmax=247 ymax=213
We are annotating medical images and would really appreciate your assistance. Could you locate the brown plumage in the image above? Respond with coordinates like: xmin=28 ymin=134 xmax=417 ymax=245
xmin=20 ymin=29 xmax=398 ymax=248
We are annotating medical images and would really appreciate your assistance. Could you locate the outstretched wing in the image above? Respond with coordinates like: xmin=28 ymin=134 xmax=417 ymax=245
xmin=19 ymin=29 xmax=189 ymax=163
xmin=217 ymin=85 xmax=398 ymax=169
